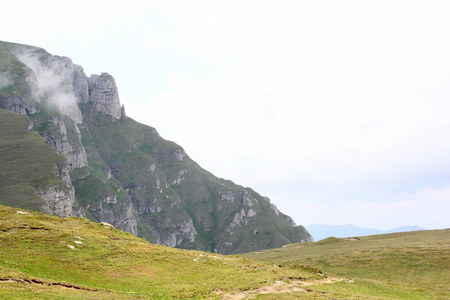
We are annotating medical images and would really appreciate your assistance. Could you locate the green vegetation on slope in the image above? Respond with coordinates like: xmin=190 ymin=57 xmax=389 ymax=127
xmin=0 ymin=205 xmax=325 ymax=299
xmin=0 ymin=42 xmax=31 ymax=100
xmin=3 ymin=205 xmax=447 ymax=299
xmin=0 ymin=109 xmax=67 ymax=211
xmin=241 ymin=230 xmax=450 ymax=299
xmin=76 ymin=103 xmax=311 ymax=253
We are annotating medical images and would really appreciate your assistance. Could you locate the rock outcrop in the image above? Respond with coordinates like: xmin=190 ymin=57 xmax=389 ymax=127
xmin=33 ymin=116 xmax=88 ymax=171
xmin=37 ymin=162 xmax=77 ymax=218
xmin=0 ymin=96 xmax=39 ymax=114
xmin=87 ymin=73 xmax=123 ymax=119
xmin=72 ymin=65 xmax=89 ymax=104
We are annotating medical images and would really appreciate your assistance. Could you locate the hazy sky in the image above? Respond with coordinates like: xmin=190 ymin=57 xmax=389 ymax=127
xmin=2 ymin=0 xmax=450 ymax=230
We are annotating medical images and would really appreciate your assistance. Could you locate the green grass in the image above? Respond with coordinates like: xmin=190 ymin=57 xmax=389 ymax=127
xmin=2 ymin=208 xmax=448 ymax=299
xmin=241 ymin=230 xmax=450 ymax=299
xmin=0 ymin=42 xmax=31 ymax=100
xmin=0 ymin=205 xmax=324 ymax=299
xmin=0 ymin=109 xmax=67 ymax=211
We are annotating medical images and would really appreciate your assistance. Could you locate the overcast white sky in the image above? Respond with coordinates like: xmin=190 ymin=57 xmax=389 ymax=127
xmin=2 ymin=0 xmax=450 ymax=230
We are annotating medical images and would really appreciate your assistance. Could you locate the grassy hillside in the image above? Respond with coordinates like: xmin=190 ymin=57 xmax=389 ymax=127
xmin=2 ymin=205 xmax=448 ymax=299
xmin=241 ymin=230 xmax=450 ymax=299
xmin=0 ymin=109 xmax=67 ymax=211
xmin=0 ymin=205 xmax=330 ymax=299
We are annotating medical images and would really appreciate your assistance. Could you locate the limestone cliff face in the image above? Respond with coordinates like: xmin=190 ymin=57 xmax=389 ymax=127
xmin=32 ymin=116 xmax=88 ymax=171
xmin=88 ymin=73 xmax=123 ymax=119
xmin=154 ymin=218 xmax=198 ymax=248
xmin=73 ymin=65 xmax=89 ymax=104
xmin=85 ymin=193 xmax=138 ymax=236
xmin=0 ymin=95 xmax=39 ymax=114
xmin=37 ymin=164 xmax=76 ymax=218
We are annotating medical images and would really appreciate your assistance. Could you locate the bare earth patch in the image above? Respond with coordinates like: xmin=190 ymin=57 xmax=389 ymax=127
xmin=217 ymin=276 xmax=350 ymax=299
xmin=0 ymin=277 xmax=98 ymax=291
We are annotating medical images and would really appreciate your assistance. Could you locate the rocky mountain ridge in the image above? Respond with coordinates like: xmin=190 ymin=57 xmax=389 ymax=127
xmin=0 ymin=40 xmax=312 ymax=254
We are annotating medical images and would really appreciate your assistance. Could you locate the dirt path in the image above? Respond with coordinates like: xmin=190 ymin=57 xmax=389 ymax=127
xmin=218 ymin=276 xmax=349 ymax=299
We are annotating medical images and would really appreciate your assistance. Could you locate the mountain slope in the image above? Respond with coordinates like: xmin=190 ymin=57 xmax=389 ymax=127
xmin=0 ymin=40 xmax=312 ymax=254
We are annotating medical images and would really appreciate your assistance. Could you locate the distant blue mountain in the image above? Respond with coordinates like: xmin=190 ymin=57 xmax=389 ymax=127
xmin=305 ymin=224 xmax=426 ymax=241
xmin=385 ymin=225 xmax=426 ymax=233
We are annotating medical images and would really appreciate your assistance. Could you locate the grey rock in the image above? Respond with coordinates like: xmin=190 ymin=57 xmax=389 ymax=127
xmin=72 ymin=64 xmax=89 ymax=104
xmin=270 ymin=203 xmax=280 ymax=215
xmin=247 ymin=208 xmax=257 ymax=217
xmin=88 ymin=73 xmax=122 ymax=119
xmin=243 ymin=194 xmax=254 ymax=207
xmin=101 ymin=194 xmax=117 ymax=204
xmin=226 ymin=208 xmax=248 ymax=235
xmin=39 ymin=185 xmax=74 ymax=217
xmin=221 ymin=190 xmax=235 ymax=202
xmin=155 ymin=217 xmax=197 ymax=247
xmin=38 ymin=163 xmax=77 ymax=218
xmin=96 ymin=201 xmax=138 ymax=236
xmin=34 ymin=116 xmax=87 ymax=171
xmin=0 ymin=97 xmax=39 ymax=114
xmin=121 ymin=104 xmax=127 ymax=118
xmin=283 ymin=215 xmax=297 ymax=227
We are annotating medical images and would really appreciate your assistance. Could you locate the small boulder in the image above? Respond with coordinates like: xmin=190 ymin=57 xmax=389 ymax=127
xmin=101 ymin=222 xmax=114 ymax=229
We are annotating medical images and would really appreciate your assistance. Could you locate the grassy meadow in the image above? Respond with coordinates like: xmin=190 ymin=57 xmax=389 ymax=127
xmin=0 ymin=203 xmax=448 ymax=299
xmin=0 ymin=205 xmax=330 ymax=299
xmin=241 ymin=229 xmax=450 ymax=299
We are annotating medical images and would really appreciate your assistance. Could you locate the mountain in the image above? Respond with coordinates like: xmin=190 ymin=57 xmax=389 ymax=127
xmin=386 ymin=225 xmax=426 ymax=233
xmin=0 ymin=40 xmax=312 ymax=254
xmin=305 ymin=224 xmax=426 ymax=241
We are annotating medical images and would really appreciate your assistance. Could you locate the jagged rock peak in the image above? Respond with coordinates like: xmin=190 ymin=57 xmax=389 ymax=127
xmin=88 ymin=73 xmax=122 ymax=119
xmin=2 ymin=42 xmax=124 ymax=122
xmin=121 ymin=104 xmax=127 ymax=119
